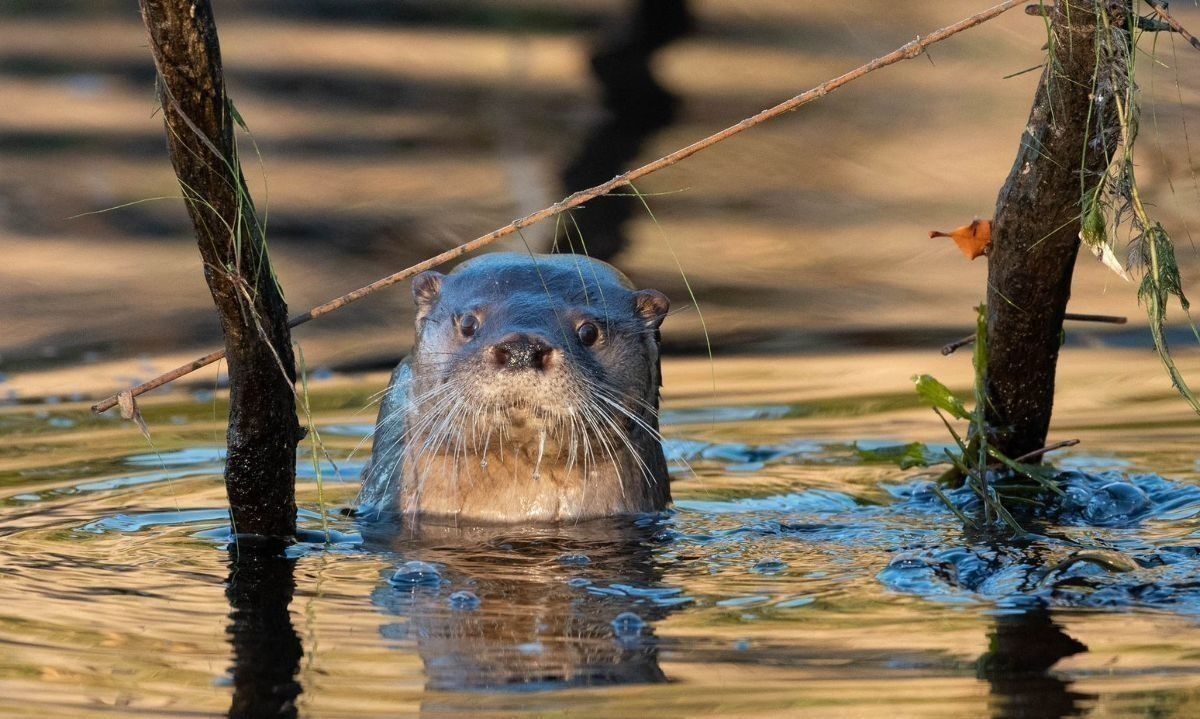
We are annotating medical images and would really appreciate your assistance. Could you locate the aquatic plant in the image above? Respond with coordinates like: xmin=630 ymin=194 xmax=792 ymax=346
xmin=916 ymin=307 xmax=1066 ymax=534
xmin=1082 ymin=0 xmax=1200 ymax=412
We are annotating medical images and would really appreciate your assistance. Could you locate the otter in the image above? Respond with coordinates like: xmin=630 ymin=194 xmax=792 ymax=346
xmin=357 ymin=252 xmax=671 ymax=522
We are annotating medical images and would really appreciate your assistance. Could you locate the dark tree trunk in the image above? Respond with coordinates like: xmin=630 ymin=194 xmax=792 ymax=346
xmin=139 ymin=0 xmax=300 ymax=537
xmin=985 ymin=0 xmax=1125 ymax=459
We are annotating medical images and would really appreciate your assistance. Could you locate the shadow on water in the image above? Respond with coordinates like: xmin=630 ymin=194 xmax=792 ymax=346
xmin=225 ymin=544 xmax=303 ymax=719
xmin=556 ymin=0 xmax=692 ymax=261
xmin=979 ymin=607 xmax=1093 ymax=719
xmin=362 ymin=516 xmax=677 ymax=702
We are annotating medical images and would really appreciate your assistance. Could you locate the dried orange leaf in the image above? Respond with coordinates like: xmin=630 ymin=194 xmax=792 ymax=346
xmin=930 ymin=219 xmax=992 ymax=260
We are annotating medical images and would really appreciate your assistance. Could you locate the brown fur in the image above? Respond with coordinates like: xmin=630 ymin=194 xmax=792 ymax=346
xmin=358 ymin=253 xmax=671 ymax=522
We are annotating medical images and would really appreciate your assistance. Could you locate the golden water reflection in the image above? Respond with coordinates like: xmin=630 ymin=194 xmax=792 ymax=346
xmin=2 ymin=350 xmax=1200 ymax=716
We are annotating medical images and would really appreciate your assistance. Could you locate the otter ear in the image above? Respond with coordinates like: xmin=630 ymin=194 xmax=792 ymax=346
xmin=633 ymin=289 xmax=670 ymax=329
xmin=412 ymin=271 xmax=444 ymax=322
xmin=412 ymin=271 xmax=443 ymax=306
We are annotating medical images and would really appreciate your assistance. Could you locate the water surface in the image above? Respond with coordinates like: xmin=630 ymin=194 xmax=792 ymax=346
xmin=2 ymin=352 xmax=1199 ymax=717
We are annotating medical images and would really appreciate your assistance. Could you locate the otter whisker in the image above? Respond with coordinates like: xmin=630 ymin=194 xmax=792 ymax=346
xmin=577 ymin=384 xmax=660 ymax=495
xmin=576 ymin=397 xmax=628 ymax=508
xmin=358 ymin=252 xmax=671 ymax=522
xmin=580 ymin=375 xmax=662 ymax=420
xmin=590 ymin=400 xmax=657 ymax=497
xmin=533 ymin=428 xmax=546 ymax=481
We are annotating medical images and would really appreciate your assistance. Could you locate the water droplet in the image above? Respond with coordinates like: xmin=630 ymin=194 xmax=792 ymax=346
xmin=557 ymin=553 xmax=591 ymax=566
xmin=447 ymin=590 xmax=481 ymax=611
xmin=611 ymin=611 xmax=646 ymax=638
xmin=389 ymin=560 xmax=443 ymax=588
xmin=567 ymin=577 xmax=592 ymax=588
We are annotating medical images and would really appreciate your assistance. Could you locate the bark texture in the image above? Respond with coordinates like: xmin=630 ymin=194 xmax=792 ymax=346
xmin=985 ymin=0 xmax=1125 ymax=458
xmin=139 ymin=0 xmax=300 ymax=536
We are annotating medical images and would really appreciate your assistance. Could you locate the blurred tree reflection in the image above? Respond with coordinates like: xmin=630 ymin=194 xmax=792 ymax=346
xmin=556 ymin=0 xmax=692 ymax=261
xmin=226 ymin=545 xmax=302 ymax=719
xmin=978 ymin=607 xmax=1092 ymax=719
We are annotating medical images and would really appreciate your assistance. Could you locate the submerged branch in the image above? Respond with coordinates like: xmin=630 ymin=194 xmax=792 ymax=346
xmin=137 ymin=0 xmax=301 ymax=537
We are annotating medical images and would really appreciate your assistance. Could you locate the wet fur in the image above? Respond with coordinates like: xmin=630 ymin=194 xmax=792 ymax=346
xmin=358 ymin=253 xmax=670 ymax=522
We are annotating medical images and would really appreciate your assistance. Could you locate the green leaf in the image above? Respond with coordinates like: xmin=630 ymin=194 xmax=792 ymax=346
xmin=228 ymin=98 xmax=249 ymax=132
xmin=1138 ymin=223 xmax=1200 ymax=414
xmin=912 ymin=374 xmax=969 ymax=420
xmin=985 ymin=447 xmax=1064 ymax=495
xmin=1080 ymin=193 xmax=1106 ymax=249
xmin=855 ymin=441 xmax=943 ymax=469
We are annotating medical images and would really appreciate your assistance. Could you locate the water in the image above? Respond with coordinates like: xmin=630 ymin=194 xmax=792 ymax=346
xmin=2 ymin=354 xmax=1200 ymax=718
xmin=3 ymin=4 xmax=1200 ymax=714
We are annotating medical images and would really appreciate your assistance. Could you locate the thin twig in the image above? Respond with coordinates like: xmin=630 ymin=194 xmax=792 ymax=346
xmin=1060 ymin=312 xmax=1128 ymax=324
xmin=1008 ymin=438 xmax=1079 ymax=464
xmin=941 ymin=334 xmax=978 ymax=356
xmin=91 ymin=0 xmax=1025 ymax=414
xmin=942 ymin=312 xmax=1127 ymax=355
xmin=1144 ymin=0 xmax=1200 ymax=52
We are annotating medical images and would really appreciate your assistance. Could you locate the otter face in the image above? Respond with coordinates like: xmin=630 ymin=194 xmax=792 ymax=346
xmin=406 ymin=255 xmax=668 ymax=453
xmin=381 ymin=254 xmax=671 ymax=523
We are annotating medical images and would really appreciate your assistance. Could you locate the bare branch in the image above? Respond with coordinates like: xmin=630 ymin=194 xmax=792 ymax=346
xmin=1008 ymin=438 xmax=1079 ymax=464
xmin=1145 ymin=0 xmax=1200 ymax=51
xmin=942 ymin=312 xmax=1128 ymax=355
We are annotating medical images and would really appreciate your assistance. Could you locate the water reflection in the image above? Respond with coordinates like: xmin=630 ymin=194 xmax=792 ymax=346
xmin=556 ymin=0 xmax=692 ymax=260
xmin=979 ymin=607 xmax=1092 ymax=719
xmin=225 ymin=544 xmax=303 ymax=719
xmin=364 ymin=517 xmax=677 ymax=698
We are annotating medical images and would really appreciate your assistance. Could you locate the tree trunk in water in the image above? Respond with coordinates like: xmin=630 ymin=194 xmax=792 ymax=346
xmin=139 ymin=0 xmax=300 ymax=537
xmin=985 ymin=0 xmax=1125 ymax=459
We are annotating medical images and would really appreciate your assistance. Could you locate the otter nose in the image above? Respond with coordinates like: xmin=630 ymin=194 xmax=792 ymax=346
xmin=489 ymin=333 xmax=554 ymax=371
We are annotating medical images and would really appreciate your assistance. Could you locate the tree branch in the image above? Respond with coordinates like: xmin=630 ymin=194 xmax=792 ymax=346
xmin=1145 ymin=0 xmax=1200 ymax=51
xmin=138 ymin=0 xmax=300 ymax=537
xmin=941 ymin=312 xmax=1127 ymax=355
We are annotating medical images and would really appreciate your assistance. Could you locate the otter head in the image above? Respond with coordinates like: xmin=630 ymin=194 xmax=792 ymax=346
xmin=408 ymin=253 xmax=668 ymax=444
xmin=400 ymin=254 xmax=669 ymax=516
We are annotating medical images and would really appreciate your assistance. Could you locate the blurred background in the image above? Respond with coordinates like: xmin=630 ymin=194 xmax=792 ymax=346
xmin=2 ymin=0 xmax=1198 ymax=400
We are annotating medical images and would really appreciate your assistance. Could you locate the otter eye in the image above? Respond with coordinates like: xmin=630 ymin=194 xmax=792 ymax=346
xmin=577 ymin=321 xmax=600 ymax=347
xmin=459 ymin=314 xmax=479 ymax=339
